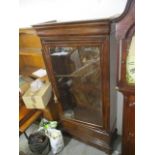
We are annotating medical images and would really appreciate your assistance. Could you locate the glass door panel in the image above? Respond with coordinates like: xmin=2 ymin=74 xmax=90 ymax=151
xmin=49 ymin=46 xmax=103 ymax=126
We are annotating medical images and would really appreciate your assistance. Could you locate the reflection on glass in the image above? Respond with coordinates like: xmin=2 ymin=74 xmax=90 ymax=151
xmin=50 ymin=46 xmax=102 ymax=126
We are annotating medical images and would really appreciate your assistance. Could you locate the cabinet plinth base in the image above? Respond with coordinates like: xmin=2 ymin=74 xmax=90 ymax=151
xmin=61 ymin=118 xmax=117 ymax=155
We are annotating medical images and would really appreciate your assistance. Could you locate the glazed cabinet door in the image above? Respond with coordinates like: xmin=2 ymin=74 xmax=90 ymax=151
xmin=33 ymin=20 xmax=114 ymax=153
xmin=45 ymin=45 xmax=104 ymax=127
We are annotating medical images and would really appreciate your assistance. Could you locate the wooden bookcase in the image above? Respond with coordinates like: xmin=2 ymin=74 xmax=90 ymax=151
xmin=19 ymin=28 xmax=56 ymax=121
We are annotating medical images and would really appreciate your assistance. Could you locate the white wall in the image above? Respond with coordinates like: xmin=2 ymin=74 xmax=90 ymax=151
xmin=117 ymin=92 xmax=124 ymax=135
xmin=19 ymin=0 xmax=127 ymax=135
xmin=19 ymin=0 xmax=127 ymax=27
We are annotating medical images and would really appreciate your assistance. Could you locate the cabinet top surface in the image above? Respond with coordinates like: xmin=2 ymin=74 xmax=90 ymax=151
xmin=33 ymin=19 xmax=110 ymax=28
xmin=33 ymin=19 xmax=111 ymax=37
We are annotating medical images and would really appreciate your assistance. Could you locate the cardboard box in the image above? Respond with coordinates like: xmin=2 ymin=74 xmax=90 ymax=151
xmin=22 ymin=82 xmax=52 ymax=109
